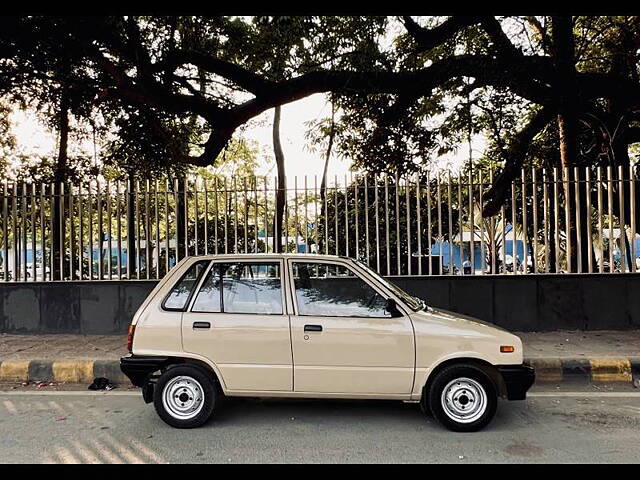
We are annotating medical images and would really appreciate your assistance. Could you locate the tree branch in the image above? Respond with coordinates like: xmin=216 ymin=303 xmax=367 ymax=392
xmin=482 ymin=106 xmax=555 ymax=217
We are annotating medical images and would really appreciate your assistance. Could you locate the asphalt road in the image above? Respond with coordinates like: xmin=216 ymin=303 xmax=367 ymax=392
xmin=0 ymin=386 xmax=639 ymax=463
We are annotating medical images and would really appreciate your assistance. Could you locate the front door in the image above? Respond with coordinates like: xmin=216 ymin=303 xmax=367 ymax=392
xmin=182 ymin=260 xmax=292 ymax=392
xmin=288 ymin=260 xmax=415 ymax=395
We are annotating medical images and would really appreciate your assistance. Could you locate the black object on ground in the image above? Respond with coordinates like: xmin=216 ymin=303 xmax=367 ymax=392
xmin=88 ymin=377 xmax=116 ymax=391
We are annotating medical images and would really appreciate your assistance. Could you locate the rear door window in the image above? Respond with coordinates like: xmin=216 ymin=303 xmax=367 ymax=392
xmin=192 ymin=262 xmax=283 ymax=315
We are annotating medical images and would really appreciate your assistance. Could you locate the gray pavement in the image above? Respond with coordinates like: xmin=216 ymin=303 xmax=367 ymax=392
xmin=2 ymin=330 xmax=640 ymax=361
xmin=0 ymin=385 xmax=639 ymax=463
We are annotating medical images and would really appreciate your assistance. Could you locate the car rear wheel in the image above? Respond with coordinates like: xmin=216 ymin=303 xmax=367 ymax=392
xmin=153 ymin=365 xmax=217 ymax=428
xmin=428 ymin=364 xmax=497 ymax=432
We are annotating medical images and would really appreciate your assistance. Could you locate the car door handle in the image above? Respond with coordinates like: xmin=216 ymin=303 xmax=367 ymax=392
xmin=304 ymin=324 xmax=323 ymax=332
xmin=193 ymin=321 xmax=211 ymax=329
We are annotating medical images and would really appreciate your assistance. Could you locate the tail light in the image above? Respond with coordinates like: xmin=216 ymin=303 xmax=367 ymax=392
xmin=127 ymin=325 xmax=136 ymax=353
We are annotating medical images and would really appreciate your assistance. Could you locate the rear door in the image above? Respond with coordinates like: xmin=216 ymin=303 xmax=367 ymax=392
xmin=182 ymin=260 xmax=292 ymax=392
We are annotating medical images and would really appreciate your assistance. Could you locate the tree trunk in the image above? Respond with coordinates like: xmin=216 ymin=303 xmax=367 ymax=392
xmin=552 ymin=16 xmax=587 ymax=272
xmin=319 ymin=98 xmax=337 ymax=254
xmin=52 ymin=89 xmax=70 ymax=281
xmin=273 ymin=106 xmax=286 ymax=253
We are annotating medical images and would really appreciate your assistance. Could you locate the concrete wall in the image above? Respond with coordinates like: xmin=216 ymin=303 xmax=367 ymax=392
xmin=1 ymin=274 xmax=639 ymax=334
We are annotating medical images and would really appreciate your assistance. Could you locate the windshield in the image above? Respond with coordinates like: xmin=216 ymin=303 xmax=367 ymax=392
xmin=354 ymin=260 xmax=425 ymax=312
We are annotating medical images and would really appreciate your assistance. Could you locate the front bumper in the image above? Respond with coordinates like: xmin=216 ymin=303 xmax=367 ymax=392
xmin=497 ymin=364 xmax=536 ymax=400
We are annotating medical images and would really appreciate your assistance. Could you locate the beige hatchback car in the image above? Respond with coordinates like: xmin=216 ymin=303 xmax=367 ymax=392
xmin=121 ymin=254 xmax=534 ymax=432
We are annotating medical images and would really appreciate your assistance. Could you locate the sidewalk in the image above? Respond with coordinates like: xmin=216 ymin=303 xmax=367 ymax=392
xmin=1 ymin=331 xmax=639 ymax=387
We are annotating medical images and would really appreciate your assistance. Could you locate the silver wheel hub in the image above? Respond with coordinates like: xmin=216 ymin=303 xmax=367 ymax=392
xmin=441 ymin=377 xmax=487 ymax=424
xmin=162 ymin=375 xmax=205 ymax=420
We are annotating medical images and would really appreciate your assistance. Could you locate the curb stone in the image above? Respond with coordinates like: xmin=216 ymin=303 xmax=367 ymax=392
xmin=0 ymin=357 xmax=638 ymax=387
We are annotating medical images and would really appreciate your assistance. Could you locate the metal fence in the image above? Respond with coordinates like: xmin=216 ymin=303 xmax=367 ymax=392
xmin=1 ymin=165 xmax=639 ymax=282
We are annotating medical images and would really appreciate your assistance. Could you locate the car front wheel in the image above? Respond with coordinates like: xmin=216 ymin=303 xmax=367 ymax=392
xmin=153 ymin=365 xmax=217 ymax=428
xmin=428 ymin=364 xmax=497 ymax=432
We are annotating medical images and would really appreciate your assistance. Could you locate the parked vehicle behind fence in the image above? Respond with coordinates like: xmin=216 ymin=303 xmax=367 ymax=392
xmin=120 ymin=253 xmax=535 ymax=432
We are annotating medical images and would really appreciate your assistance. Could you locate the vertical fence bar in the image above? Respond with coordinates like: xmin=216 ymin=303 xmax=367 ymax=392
xmin=458 ymin=174 xmax=464 ymax=274
xmin=354 ymin=175 xmax=359 ymax=259
xmin=106 ymin=181 xmax=112 ymax=280
xmin=406 ymin=174 xmax=411 ymax=275
xmin=427 ymin=171 xmax=433 ymax=276
xmin=77 ymin=183 xmax=83 ymax=280
xmin=630 ymin=164 xmax=636 ymax=272
xmin=87 ymin=181 xmax=93 ymax=280
xmin=469 ymin=171 xmax=475 ymax=274
xmin=437 ymin=172 xmax=443 ymax=275
xmin=164 ymin=179 xmax=170 ymax=273
xmin=68 ymin=183 xmax=74 ymax=280
xmin=58 ymin=182 xmax=65 ymax=280
xmin=214 ymin=178 xmax=220 ymax=255
xmin=416 ymin=173 xmax=422 ymax=276
xmin=511 ymin=180 xmax=517 ymax=274
xmin=345 ymin=174 xmax=349 ymax=258
xmin=305 ymin=176 xmax=309 ymax=254
xmin=136 ymin=179 xmax=142 ymax=278
xmin=542 ymin=170 xmax=549 ymax=273
xmin=273 ymin=177 xmax=278 ymax=253
xmin=1 ymin=181 xmax=6 ymax=281
xmin=384 ymin=174 xmax=391 ymax=275
xmin=521 ymin=170 xmax=528 ymax=274
xmin=116 ymin=181 xmax=122 ymax=280
xmin=184 ymin=178 xmax=189 ymax=259
xmin=394 ymin=171 xmax=402 ymax=275
xmin=243 ymin=178 xmax=249 ymax=254
xmin=21 ymin=182 xmax=27 ymax=281
xmin=563 ymin=167 xmax=572 ymax=273
xmin=532 ymin=169 xmax=538 ymax=273
xmin=233 ymin=177 xmax=239 ymax=253
xmin=479 ymin=171 xmax=485 ymax=274
xmin=585 ymin=168 xmax=593 ymax=273
xmin=254 ymin=177 xmax=259 ymax=253
xmin=39 ymin=183 xmax=46 ymax=281
xmin=263 ymin=177 xmax=268 ymax=253
xmin=618 ymin=165 xmax=627 ymax=272
xmin=553 ymin=167 xmax=560 ymax=273
xmin=364 ymin=174 xmax=370 ymax=265
xmin=597 ymin=167 xmax=604 ymax=273
xmin=447 ymin=173 xmax=453 ymax=274
xmin=154 ymin=180 xmax=160 ymax=279
xmin=30 ymin=183 xmax=36 ymax=281
xmin=574 ymin=167 xmax=582 ymax=273
xmin=334 ymin=176 xmax=339 ymax=256
xmin=374 ymin=174 xmax=380 ymax=272
xmin=194 ymin=177 xmax=200 ymax=257
xmin=224 ymin=178 xmax=229 ymax=254
xmin=607 ymin=166 xmax=614 ymax=271
xmin=203 ymin=179 xmax=209 ymax=256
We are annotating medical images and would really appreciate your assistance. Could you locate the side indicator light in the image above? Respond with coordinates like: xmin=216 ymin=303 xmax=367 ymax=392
xmin=500 ymin=345 xmax=515 ymax=353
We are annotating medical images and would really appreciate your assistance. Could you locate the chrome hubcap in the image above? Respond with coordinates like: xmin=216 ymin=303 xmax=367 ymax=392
xmin=441 ymin=377 xmax=487 ymax=424
xmin=162 ymin=376 xmax=205 ymax=420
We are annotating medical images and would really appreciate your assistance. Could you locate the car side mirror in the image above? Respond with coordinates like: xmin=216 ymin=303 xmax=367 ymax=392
xmin=385 ymin=298 xmax=403 ymax=318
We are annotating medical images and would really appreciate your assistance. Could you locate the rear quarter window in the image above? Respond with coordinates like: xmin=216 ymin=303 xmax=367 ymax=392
xmin=162 ymin=260 xmax=210 ymax=311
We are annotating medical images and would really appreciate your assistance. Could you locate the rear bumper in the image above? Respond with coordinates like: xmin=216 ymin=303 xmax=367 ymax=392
xmin=497 ymin=364 xmax=536 ymax=400
xmin=120 ymin=355 xmax=170 ymax=388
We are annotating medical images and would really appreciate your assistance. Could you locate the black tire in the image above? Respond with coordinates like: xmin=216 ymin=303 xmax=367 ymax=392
xmin=427 ymin=364 xmax=497 ymax=432
xmin=153 ymin=365 xmax=217 ymax=428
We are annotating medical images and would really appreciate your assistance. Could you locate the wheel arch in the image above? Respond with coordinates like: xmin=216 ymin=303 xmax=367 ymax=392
xmin=162 ymin=356 xmax=226 ymax=394
xmin=420 ymin=357 xmax=507 ymax=409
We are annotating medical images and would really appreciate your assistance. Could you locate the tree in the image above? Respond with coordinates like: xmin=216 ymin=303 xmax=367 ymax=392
xmin=2 ymin=15 xmax=640 ymax=261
